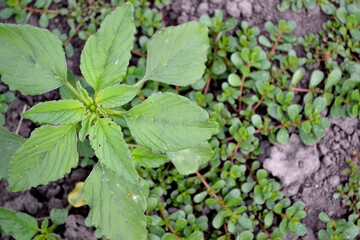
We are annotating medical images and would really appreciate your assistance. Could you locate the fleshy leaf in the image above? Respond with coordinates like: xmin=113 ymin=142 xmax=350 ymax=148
xmin=143 ymin=22 xmax=209 ymax=86
xmin=96 ymin=85 xmax=139 ymax=108
xmin=0 ymin=24 xmax=67 ymax=95
xmin=8 ymin=125 xmax=78 ymax=191
xmin=0 ymin=127 xmax=26 ymax=179
xmin=89 ymin=118 xmax=138 ymax=182
xmin=22 ymin=100 xmax=86 ymax=125
xmin=0 ymin=207 xmax=38 ymax=240
xmin=167 ymin=142 xmax=215 ymax=175
xmin=131 ymin=147 xmax=168 ymax=168
xmin=83 ymin=164 xmax=147 ymax=240
xmin=124 ymin=92 xmax=218 ymax=152
xmin=80 ymin=3 xmax=135 ymax=90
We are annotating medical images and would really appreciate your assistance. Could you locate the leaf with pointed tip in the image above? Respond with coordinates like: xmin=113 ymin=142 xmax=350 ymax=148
xmin=80 ymin=3 xmax=135 ymax=91
xmin=22 ymin=100 xmax=86 ymax=125
xmin=131 ymin=147 xmax=168 ymax=168
xmin=0 ymin=24 xmax=67 ymax=95
xmin=96 ymin=85 xmax=139 ymax=108
xmin=167 ymin=142 xmax=214 ymax=175
xmin=79 ymin=112 xmax=95 ymax=141
xmin=143 ymin=22 xmax=209 ymax=86
xmin=0 ymin=207 xmax=38 ymax=240
xmin=8 ymin=125 xmax=78 ymax=191
xmin=83 ymin=164 xmax=147 ymax=240
xmin=0 ymin=127 xmax=26 ymax=179
xmin=89 ymin=118 xmax=138 ymax=182
xmin=124 ymin=93 xmax=218 ymax=152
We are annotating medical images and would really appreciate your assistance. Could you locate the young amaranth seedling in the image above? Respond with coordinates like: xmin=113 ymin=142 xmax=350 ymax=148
xmin=0 ymin=2 xmax=218 ymax=240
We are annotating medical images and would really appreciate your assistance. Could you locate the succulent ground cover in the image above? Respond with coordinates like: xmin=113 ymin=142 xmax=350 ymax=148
xmin=0 ymin=0 xmax=360 ymax=240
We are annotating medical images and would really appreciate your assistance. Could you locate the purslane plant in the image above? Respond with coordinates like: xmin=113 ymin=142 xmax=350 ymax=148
xmin=0 ymin=2 xmax=219 ymax=239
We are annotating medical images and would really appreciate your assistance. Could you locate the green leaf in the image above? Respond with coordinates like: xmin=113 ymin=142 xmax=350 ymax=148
xmin=290 ymin=69 xmax=304 ymax=86
xmin=0 ymin=8 xmax=14 ymax=19
xmin=167 ymin=142 xmax=214 ymax=175
xmin=277 ymin=128 xmax=289 ymax=144
xmin=259 ymin=35 xmax=272 ymax=47
xmin=0 ymin=24 xmax=67 ymax=95
xmin=83 ymin=164 xmax=147 ymax=240
xmin=96 ymin=85 xmax=139 ymax=109
xmin=287 ymin=104 xmax=300 ymax=121
xmin=162 ymin=234 xmax=179 ymax=240
xmin=39 ymin=14 xmax=49 ymax=28
xmin=325 ymin=68 xmax=342 ymax=91
xmin=188 ymin=231 xmax=204 ymax=240
xmin=228 ymin=73 xmax=242 ymax=87
xmin=89 ymin=118 xmax=138 ymax=182
xmin=0 ymin=207 xmax=38 ymax=240
xmin=79 ymin=112 xmax=95 ymax=141
xmin=0 ymin=127 xmax=26 ymax=179
xmin=237 ymin=231 xmax=254 ymax=240
xmin=8 ymin=125 xmax=78 ymax=191
xmin=309 ymin=70 xmax=324 ymax=89
xmin=313 ymin=97 xmax=326 ymax=113
xmin=22 ymin=100 xmax=86 ymax=125
xmin=143 ymin=22 xmax=209 ymax=86
xmin=318 ymin=212 xmax=331 ymax=223
xmin=50 ymin=208 xmax=68 ymax=225
xmin=80 ymin=3 xmax=135 ymax=90
xmin=124 ymin=93 xmax=218 ymax=152
xmin=251 ymin=114 xmax=262 ymax=128
xmin=264 ymin=211 xmax=274 ymax=227
xmin=131 ymin=147 xmax=168 ymax=168
xmin=299 ymin=127 xmax=317 ymax=146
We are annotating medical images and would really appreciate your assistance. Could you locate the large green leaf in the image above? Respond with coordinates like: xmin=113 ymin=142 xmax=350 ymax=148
xmin=83 ymin=164 xmax=147 ymax=240
xmin=22 ymin=100 xmax=86 ymax=125
xmin=0 ymin=24 xmax=67 ymax=95
xmin=80 ymin=3 xmax=135 ymax=91
xmin=131 ymin=147 xmax=168 ymax=168
xmin=0 ymin=207 xmax=38 ymax=240
xmin=167 ymin=142 xmax=215 ymax=175
xmin=8 ymin=125 xmax=78 ymax=191
xmin=143 ymin=22 xmax=209 ymax=86
xmin=0 ymin=127 xmax=26 ymax=179
xmin=96 ymin=84 xmax=139 ymax=108
xmin=124 ymin=92 xmax=218 ymax=152
xmin=89 ymin=118 xmax=138 ymax=182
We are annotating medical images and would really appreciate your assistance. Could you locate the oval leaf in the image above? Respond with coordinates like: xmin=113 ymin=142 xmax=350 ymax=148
xmin=8 ymin=125 xmax=78 ymax=191
xmin=80 ymin=3 xmax=135 ymax=90
xmin=0 ymin=24 xmax=67 ymax=95
xmin=89 ymin=118 xmax=138 ymax=182
xmin=22 ymin=100 xmax=86 ymax=125
xmin=0 ymin=127 xmax=26 ymax=179
xmin=83 ymin=164 xmax=147 ymax=240
xmin=143 ymin=22 xmax=209 ymax=86
xmin=96 ymin=85 xmax=139 ymax=109
xmin=124 ymin=93 xmax=218 ymax=152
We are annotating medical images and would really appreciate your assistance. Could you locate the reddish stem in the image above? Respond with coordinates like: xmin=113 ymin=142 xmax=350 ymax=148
xmin=195 ymin=171 xmax=227 ymax=210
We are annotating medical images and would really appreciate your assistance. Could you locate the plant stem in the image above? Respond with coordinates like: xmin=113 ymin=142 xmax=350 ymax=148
xmin=158 ymin=202 xmax=181 ymax=239
xmin=131 ymin=49 xmax=147 ymax=57
xmin=133 ymin=78 xmax=147 ymax=88
xmin=237 ymin=74 xmax=247 ymax=112
xmin=104 ymin=109 xmax=126 ymax=115
xmin=15 ymin=104 xmax=27 ymax=135
xmin=195 ymin=171 xmax=227 ymax=209
xmin=63 ymin=81 xmax=86 ymax=104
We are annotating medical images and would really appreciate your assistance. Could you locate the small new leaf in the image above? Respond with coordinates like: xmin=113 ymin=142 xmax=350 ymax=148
xmin=96 ymin=85 xmax=139 ymax=108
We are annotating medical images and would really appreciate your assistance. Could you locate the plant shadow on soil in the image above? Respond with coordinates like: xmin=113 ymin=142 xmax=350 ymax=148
xmin=0 ymin=0 xmax=359 ymax=239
